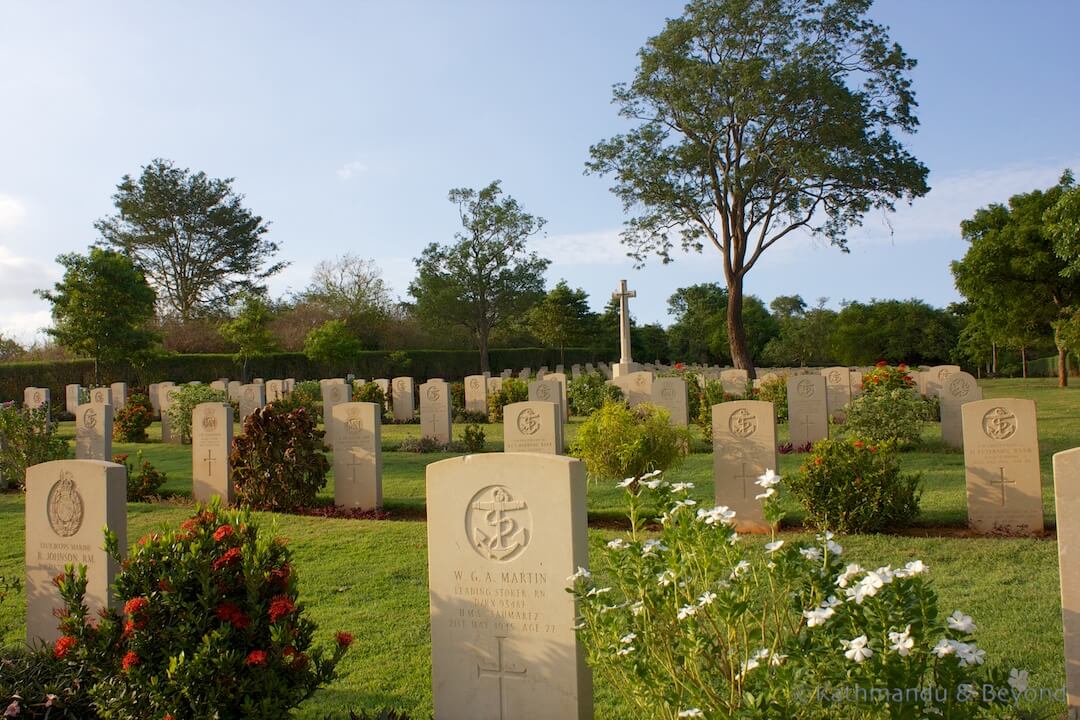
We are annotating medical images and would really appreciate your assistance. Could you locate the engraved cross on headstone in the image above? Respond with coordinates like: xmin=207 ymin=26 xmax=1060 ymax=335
xmin=477 ymin=636 xmax=527 ymax=720
xmin=204 ymin=449 xmax=215 ymax=477
xmin=611 ymin=279 xmax=636 ymax=365
xmin=990 ymin=467 xmax=1016 ymax=507
xmin=735 ymin=462 xmax=754 ymax=500
xmin=346 ymin=451 xmax=365 ymax=485
xmin=801 ymin=414 xmax=813 ymax=442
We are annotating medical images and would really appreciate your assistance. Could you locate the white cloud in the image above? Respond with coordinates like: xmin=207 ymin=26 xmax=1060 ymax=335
xmin=0 ymin=195 xmax=27 ymax=232
xmin=543 ymin=228 xmax=633 ymax=266
xmin=0 ymin=244 xmax=60 ymax=343
xmin=336 ymin=160 xmax=369 ymax=181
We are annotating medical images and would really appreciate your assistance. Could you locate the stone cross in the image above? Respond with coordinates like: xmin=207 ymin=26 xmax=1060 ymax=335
xmin=611 ymin=279 xmax=636 ymax=365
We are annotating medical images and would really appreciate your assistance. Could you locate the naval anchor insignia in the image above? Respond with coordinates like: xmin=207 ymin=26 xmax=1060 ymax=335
xmin=48 ymin=471 xmax=84 ymax=537
xmin=728 ymin=408 xmax=757 ymax=438
xmin=982 ymin=407 xmax=1017 ymax=441
xmin=515 ymin=409 xmax=541 ymax=436
xmin=466 ymin=486 xmax=531 ymax=562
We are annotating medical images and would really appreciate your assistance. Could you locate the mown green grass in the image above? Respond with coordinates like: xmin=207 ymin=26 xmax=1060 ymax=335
xmin=6 ymin=377 xmax=1076 ymax=717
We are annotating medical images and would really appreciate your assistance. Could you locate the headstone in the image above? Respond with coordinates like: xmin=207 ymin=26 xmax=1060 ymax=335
xmin=465 ymin=375 xmax=489 ymax=418
xmin=420 ymin=380 xmax=452 ymax=444
xmin=518 ymin=368 xmax=531 ymax=380
xmin=712 ymin=401 xmax=779 ymax=533
xmin=720 ymin=369 xmax=749 ymax=397
xmin=330 ymin=402 xmax=382 ymax=510
xmin=611 ymin=371 xmax=652 ymax=408
xmin=962 ymin=398 xmax=1043 ymax=533
xmin=820 ymin=367 xmax=852 ymax=421
xmin=65 ymin=384 xmax=82 ymax=415
xmin=392 ymin=377 xmax=416 ymax=421
xmin=500 ymin=369 xmax=513 ymax=379
xmin=940 ymin=371 xmax=983 ymax=448
xmin=571 ymin=364 xmax=582 ymax=379
xmin=75 ymin=403 xmax=112 ymax=461
xmin=284 ymin=378 xmax=296 ymax=394
xmin=238 ymin=383 xmax=265 ymax=423
xmin=210 ymin=379 xmax=227 ymax=392
xmin=849 ymin=370 xmax=864 ymax=399
xmin=226 ymin=380 xmax=242 ymax=401
xmin=148 ymin=382 xmax=161 ymax=417
xmin=925 ymin=365 xmax=961 ymax=398
xmin=503 ymin=401 xmax=560 ymax=455
xmin=651 ymin=377 xmax=689 ymax=426
xmin=544 ymin=372 xmax=570 ymax=422
xmin=89 ymin=387 xmax=111 ymax=406
xmin=528 ymin=379 xmax=565 ymax=436
xmin=109 ymin=382 xmax=128 ymax=410
xmin=321 ymin=379 xmax=350 ymax=432
xmin=1053 ymin=448 xmax=1080 ymax=712
xmin=24 ymin=387 xmax=50 ymax=412
xmin=597 ymin=363 xmax=612 ymax=380
xmin=374 ymin=379 xmax=390 ymax=408
xmin=487 ymin=377 xmax=504 ymax=397
xmin=192 ymin=402 xmax=233 ymax=504
xmin=159 ymin=386 xmax=182 ymax=444
xmin=426 ymin=453 xmax=592 ymax=720
xmin=265 ymin=379 xmax=285 ymax=403
xmin=253 ymin=378 xmax=264 ymax=385
xmin=787 ymin=375 xmax=829 ymax=447
xmin=536 ymin=368 xmax=547 ymax=381
xmin=25 ymin=459 xmax=126 ymax=644
xmin=154 ymin=382 xmax=175 ymax=425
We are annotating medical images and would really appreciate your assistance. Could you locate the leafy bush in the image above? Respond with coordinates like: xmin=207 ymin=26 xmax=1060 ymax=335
xmin=449 ymin=382 xmax=465 ymax=415
xmin=487 ymin=378 xmax=529 ymax=422
xmin=694 ymin=380 xmax=733 ymax=437
xmin=273 ymin=380 xmax=320 ymax=417
xmin=51 ymin=502 xmax=352 ymax=720
xmin=755 ymin=373 xmax=789 ymax=422
xmin=787 ymin=438 xmax=921 ymax=533
xmin=396 ymin=436 xmax=465 ymax=453
xmin=571 ymin=402 xmax=689 ymax=483
xmin=0 ymin=405 xmax=68 ymax=491
xmin=570 ymin=476 xmax=1021 ymax=719
xmin=862 ymin=361 xmax=916 ymax=393
xmin=0 ymin=646 xmax=97 ymax=719
xmin=113 ymin=452 xmax=167 ymax=501
xmin=231 ymin=406 xmax=330 ymax=512
xmin=165 ymin=384 xmax=229 ymax=442
xmin=453 ymin=409 xmax=488 ymax=424
xmin=112 ymin=391 xmax=153 ymax=442
xmin=460 ymin=424 xmax=486 ymax=452
xmin=352 ymin=381 xmax=386 ymax=409
xmin=567 ymin=373 xmax=623 ymax=416
xmin=843 ymin=388 xmax=931 ymax=448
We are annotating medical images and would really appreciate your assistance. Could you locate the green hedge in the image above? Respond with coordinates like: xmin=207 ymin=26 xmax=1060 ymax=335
xmin=0 ymin=348 xmax=600 ymax=404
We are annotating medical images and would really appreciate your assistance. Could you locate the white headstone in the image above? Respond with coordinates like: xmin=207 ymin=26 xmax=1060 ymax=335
xmin=192 ymin=402 xmax=233 ymax=504
xmin=420 ymin=380 xmax=452 ymax=444
xmin=75 ymin=403 xmax=112 ymax=461
xmin=330 ymin=402 xmax=382 ymax=510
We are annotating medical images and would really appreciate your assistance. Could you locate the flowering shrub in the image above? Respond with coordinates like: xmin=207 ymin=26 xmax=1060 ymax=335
xmin=113 ymin=452 xmax=167 ymax=501
xmin=231 ymin=406 xmax=330 ymax=512
xmin=787 ymin=438 xmax=921 ymax=533
xmin=755 ymin=373 xmax=788 ymax=422
xmin=487 ymin=379 xmax=529 ymax=422
xmin=862 ymin=361 xmax=916 ymax=393
xmin=569 ymin=475 xmax=1023 ymax=719
xmin=165 ymin=384 xmax=230 ymax=442
xmin=843 ymin=388 xmax=931 ymax=448
xmin=112 ymin=392 xmax=153 ymax=443
xmin=50 ymin=502 xmax=351 ymax=719
xmin=0 ymin=405 xmax=68 ymax=491
xmin=572 ymin=402 xmax=689 ymax=483
xmin=567 ymin=373 xmax=623 ymax=416
xmin=352 ymin=381 xmax=386 ymax=409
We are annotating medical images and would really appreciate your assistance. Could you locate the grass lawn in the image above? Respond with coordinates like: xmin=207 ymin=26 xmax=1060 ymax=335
xmin=2 ymin=377 xmax=1075 ymax=717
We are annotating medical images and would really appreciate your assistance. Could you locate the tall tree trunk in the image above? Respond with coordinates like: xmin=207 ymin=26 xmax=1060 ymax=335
xmin=1021 ymin=346 xmax=1028 ymax=378
xmin=725 ymin=277 xmax=756 ymax=379
xmin=992 ymin=342 xmax=998 ymax=375
xmin=559 ymin=344 xmax=565 ymax=367
xmin=1058 ymin=344 xmax=1069 ymax=388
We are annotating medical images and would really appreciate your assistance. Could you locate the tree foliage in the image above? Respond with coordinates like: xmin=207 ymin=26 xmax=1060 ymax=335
xmin=830 ymin=299 xmax=959 ymax=366
xmin=762 ymin=296 xmax=837 ymax=367
xmin=303 ymin=319 xmax=363 ymax=368
xmin=408 ymin=180 xmax=549 ymax=371
xmin=219 ymin=293 xmax=278 ymax=381
xmin=586 ymin=0 xmax=929 ymax=374
xmin=527 ymin=281 xmax=597 ymax=364
xmin=36 ymin=248 xmax=157 ymax=381
xmin=666 ymin=283 xmax=777 ymax=365
xmin=96 ymin=158 xmax=285 ymax=320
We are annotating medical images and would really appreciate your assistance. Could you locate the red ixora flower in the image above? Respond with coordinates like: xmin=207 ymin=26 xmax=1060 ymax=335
xmin=335 ymin=631 xmax=354 ymax=648
xmin=268 ymin=595 xmax=297 ymax=624
xmin=212 ymin=524 xmax=234 ymax=542
xmin=215 ymin=601 xmax=251 ymax=629
xmin=53 ymin=635 xmax=77 ymax=659
xmin=124 ymin=596 xmax=149 ymax=616
xmin=121 ymin=651 xmax=141 ymax=672
xmin=212 ymin=546 xmax=242 ymax=572
xmin=245 ymin=650 xmax=268 ymax=666
xmin=853 ymin=440 xmax=864 ymax=449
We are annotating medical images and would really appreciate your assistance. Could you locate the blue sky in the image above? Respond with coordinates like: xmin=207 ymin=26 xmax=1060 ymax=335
xmin=1 ymin=1 xmax=1078 ymax=343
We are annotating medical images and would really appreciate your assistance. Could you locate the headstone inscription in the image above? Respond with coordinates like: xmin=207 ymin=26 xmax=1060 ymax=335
xmin=25 ymin=459 xmax=126 ymax=644
xmin=192 ymin=402 xmax=234 ymax=504
xmin=420 ymin=380 xmax=452 ymax=444
xmin=465 ymin=375 xmax=489 ymax=418
xmin=392 ymin=377 xmax=416 ymax=422
xmin=503 ymin=401 xmax=560 ymax=455
xmin=650 ymin=377 xmax=689 ymax=427
xmin=238 ymin=383 xmax=265 ymax=423
xmin=820 ymin=367 xmax=852 ymax=420
xmin=75 ymin=403 xmax=112 ymax=461
xmin=962 ymin=398 xmax=1043 ymax=533
xmin=939 ymin=371 xmax=982 ymax=448
xmin=426 ymin=453 xmax=592 ymax=720
xmin=786 ymin=375 xmax=829 ymax=447
xmin=330 ymin=402 xmax=382 ymax=510
xmin=89 ymin=387 xmax=111 ymax=406
xmin=712 ymin=401 xmax=778 ymax=533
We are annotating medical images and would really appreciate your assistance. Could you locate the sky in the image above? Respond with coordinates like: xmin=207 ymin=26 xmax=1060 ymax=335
xmin=1 ymin=0 xmax=1078 ymax=344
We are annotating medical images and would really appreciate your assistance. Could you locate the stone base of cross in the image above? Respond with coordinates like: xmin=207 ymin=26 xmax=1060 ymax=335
xmin=611 ymin=362 xmax=643 ymax=379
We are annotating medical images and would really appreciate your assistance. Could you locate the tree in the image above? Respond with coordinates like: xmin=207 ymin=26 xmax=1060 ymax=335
xmin=586 ymin=0 xmax=929 ymax=377
xmin=0 ymin=334 xmax=24 ymax=362
xmin=409 ymin=181 xmax=549 ymax=372
xmin=952 ymin=172 xmax=1080 ymax=387
xmin=303 ymin=319 xmax=363 ymax=370
xmin=830 ymin=299 xmax=959 ymax=366
xmin=36 ymin=248 xmax=157 ymax=382
xmin=761 ymin=297 xmax=837 ymax=367
xmin=219 ymin=293 xmax=278 ymax=381
xmin=96 ymin=158 xmax=285 ymax=320
xmin=666 ymin=283 xmax=778 ymax=364
xmin=299 ymin=254 xmax=393 ymax=348
xmin=527 ymin=281 xmax=596 ymax=364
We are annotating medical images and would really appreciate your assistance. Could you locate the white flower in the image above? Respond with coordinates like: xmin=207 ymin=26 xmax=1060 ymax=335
xmin=657 ymin=570 xmax=676 ymax=587
xmin=754 ymin=487 xmax=776 ymax=500
xmin=753 ymin=647 xmax=771 ymax=660
xmin=677 ymin=605 xmax=698 ymax=620
xmin=567 ymin=567 xmax=591 ymax=582
xmin=847 ymin=571 xmax=887 ymax=604
xmin=956 ymin=642 xmax=985 ymax=667
xmin=620 ymin=632 xmax=637 ymax=645
xmin=642 ymin=539 xmax=669 ymax=556
xmin=825 ymin=539 xmax=843 ymax=556
xmin=671 ymin=482 xmax=695 ymax=492
xmin=572 ymin=622 xmax=587 ymax=630
xmin=617 ymin=477 xmax=636 ymax=488
xmin=836 ymin=564 xmax=864 ymax=588
xmin=616 ymin=646 xmax=634 ymax=656
xmin=1008 ymin=669 xmax=1029 ymax=693
xmin=698 ymin=590 xmax=717 ymax=606
xmin=816 ymin=531 xmax=835 ymax=542
xmin=932 ymin=638 xmax=956 ymax=658
xmin=641 ymin=469 xmax=663 ymax=480
xmin=842 ymin=635 xmax=873 ymax=663
xmin=697 ymin=505 xmax=737 ymax=526
xmin=630 ymin=601 xmax=644 ymax=616
xmin=802 ymin=606 xmax=835 ymax=627
xmin=606 ymin=538 xmax=629 ymax=550
xmin=764 ymin=540 xmax=784 ymax=554
xmin=947 ymin=611 xmax=976 ymax=633
xmin=728 ymin=532 xmax=740 ymax=545
xmin=642 ymin=478 xmax=665 ymax=489
xmin=677 ymin=710 xmax=704 ymax=718
xmin=872 ymin=566 xmax=896 ymax=584
xmin=756 ymin=469 xmax=781 ymax=488
xmin=670 ymin=498 xmax=698 ymax=512
xmin=737 ymin=656 xmax=760 ymax=678
xmin=586 ymin=586 xmax=611 ymax=597
xmin=888 ymin=625 xmax=914 ymax=657
xmin=770 ymin=653 xmax=787 ymax=666
xmin=823 ymin=595 xmax=842 ymax=608
xmin=896 ymin=560 xmax=928 ymax=577
xmin=799 ymin=546 xmax=822 ymax=562
xmin=730 ymin=560 xmax=751 ymax=579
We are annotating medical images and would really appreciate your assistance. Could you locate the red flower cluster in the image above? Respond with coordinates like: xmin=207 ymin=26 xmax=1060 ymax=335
xmin=124 ymin=596 xmax=149 ymax=616
xmin=122 ymin=651 xmax=141 ymax=672
xmin=283 ymin=646 xmax=308 ymax=670
xmin=335 ymin=631 xmax=354 ymax=649
xmin=53 ymin=635 xmax=76 ymax=659
xmin=245 ymin=650 xmax=267 ymax=666
xmin=212 ymin=546 xmax=242 ymax=571
xmin=269 ymin=564 xmax=291 ymax=587
xmin=268 ymin=595 xmax=296 ymax=624
xmin=215 ymin=601 xmax=251 ymax=629
xmin=213 ymin=524 xmax=234 ymax=542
